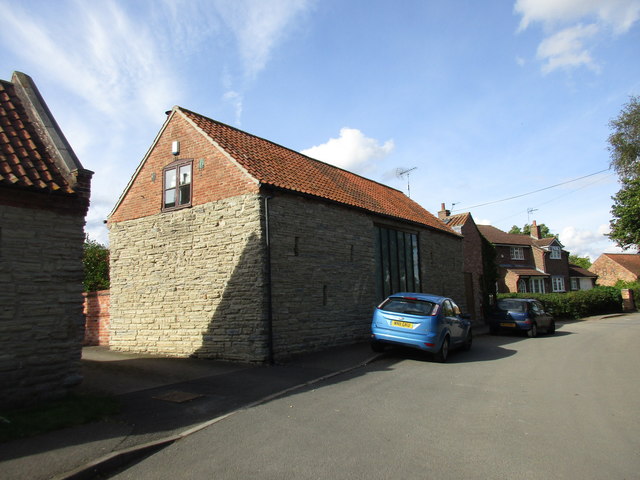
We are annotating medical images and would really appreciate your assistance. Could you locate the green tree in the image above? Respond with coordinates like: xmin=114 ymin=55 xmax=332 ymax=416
xmin=608 ymin=96 xmax=640 ymax=180
xmin=568 ymin=254 xmax=592 ymax=269
xmin=608 ymin=178 xmax=640 ymax=250
xmin=508 ymin=223 xmax=555 ymax=238
xmin=83 ymin=237 xmax=110 ymax=292
xmin=608 ymin=96 xmax=640 ymax=250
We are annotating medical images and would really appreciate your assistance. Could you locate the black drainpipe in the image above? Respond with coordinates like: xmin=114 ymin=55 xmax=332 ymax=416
xmin=264 ymin=193 xmax=274 ymax=365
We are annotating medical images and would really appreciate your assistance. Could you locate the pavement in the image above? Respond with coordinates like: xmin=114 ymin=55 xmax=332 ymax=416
xmin=0 ymin=342 xmax=383 ymax=480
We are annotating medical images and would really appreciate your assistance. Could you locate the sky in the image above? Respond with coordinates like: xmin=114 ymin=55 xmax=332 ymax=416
xmin=1 ymin=0 xmax=639 ymax=261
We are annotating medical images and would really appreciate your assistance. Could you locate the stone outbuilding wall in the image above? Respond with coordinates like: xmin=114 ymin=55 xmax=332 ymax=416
xmin=0 ymin=205 xmax=86 ymax=407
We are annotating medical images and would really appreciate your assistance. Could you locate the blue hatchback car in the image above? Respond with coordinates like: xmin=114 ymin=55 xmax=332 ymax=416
xmin=370 ymin=292 xmax=472 ymax=362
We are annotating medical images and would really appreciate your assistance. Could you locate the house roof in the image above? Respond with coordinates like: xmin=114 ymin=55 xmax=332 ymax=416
xmin=443 ymin=212 xmax=470 ymax=228
xmin=503 ymin=267 xmax=548 ymax=277
xmin=179 ymin=107 xmax=456 ymax=236
xmin=598 ymin=254 xmax=640 ymax=276
xmin=477 ymin=225 xmax=534 ymax=246
xmin=0 ymin=72 xmax=88 ymax=196
xmin=569 ymin=264 xmax=597 ymax=278
xmin=477 ymin=224 xmax=562 ymax=249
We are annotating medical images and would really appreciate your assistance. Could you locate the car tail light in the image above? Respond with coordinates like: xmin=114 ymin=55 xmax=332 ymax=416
xmin=523 ymin=319 xmax=532 ymax=324
xmin=424 ymin=342 xmax=434 ymax=347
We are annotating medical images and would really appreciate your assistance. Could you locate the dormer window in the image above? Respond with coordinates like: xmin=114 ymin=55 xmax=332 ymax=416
xmin=510 ymin=247 xmax=524 ymax=260
xmin=163 ymin=159 xmax=192 ymax=211
xmin=550 ymin=246 xmax=561 ymax=259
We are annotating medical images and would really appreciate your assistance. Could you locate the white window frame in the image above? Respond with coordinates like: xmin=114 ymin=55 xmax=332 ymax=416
xmin=510 ymin=247 xmax=524 ymax=260
xmin=571 ymin=278 xmax=579 ymax=290
xmin=517 ymin=279 xmax=527 ymax=293
xmin=550 ymin=246 xmax=562 ymax=260
xmin=531 ymin=278 xmax=545 ymax=293
xmin=552 ymin=276 xmax=565 ymax=292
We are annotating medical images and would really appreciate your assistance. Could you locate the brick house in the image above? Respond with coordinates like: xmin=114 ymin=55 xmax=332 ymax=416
xmin=0 ymin=72 xmax=92 ymax=407
xmin=477 ymin=221 xmax=593 ymax=294
xmin=437 ymin=204 xmax=488 ymax=322
xmin=590 ymin=253 xmax=640 ymax=286
xmin=107 ymin=106 xmax=464 ymax=362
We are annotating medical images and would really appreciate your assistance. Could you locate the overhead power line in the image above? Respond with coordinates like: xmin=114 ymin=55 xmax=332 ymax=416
xmin=452 ymin=168 xmax=611 ymax=212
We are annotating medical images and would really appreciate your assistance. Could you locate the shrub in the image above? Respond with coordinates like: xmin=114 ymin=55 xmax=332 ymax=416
xmin=497 ymin=287 xmax=622 ymax=319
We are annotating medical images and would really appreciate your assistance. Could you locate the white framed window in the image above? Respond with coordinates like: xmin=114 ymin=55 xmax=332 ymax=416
xmin=163 ymin=159 xmax=192 ymax=211
xmin=571 ymin=278 xmax=579 ymax=290
xmin=552 ymin=276 xmax=565 ymax=292
xmin=531 ymin=278 xmax=545 ymax=293
xmin=517 ymin=279 xmax=527 ymax=293
xmin=510 ymin=247 xmax=524 ymax=260
xmin=550 ymin=246 xmax=562 ymax=259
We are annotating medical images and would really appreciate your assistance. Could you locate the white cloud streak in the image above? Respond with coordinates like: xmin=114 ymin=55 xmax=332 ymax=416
xmin=514 ymin=0 xmax=640 ymax=73
xmin=301 ymin=128 xmax=394 ymax=173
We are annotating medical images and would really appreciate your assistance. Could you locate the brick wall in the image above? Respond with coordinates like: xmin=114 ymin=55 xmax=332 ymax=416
xmin=0 ymin=203 xmax=85 ymax=408
xmin=109 ymin=113 xmax=259 ymax=223
xmin=591 ymin=255 xmax=637 ymax=286
xmin=83 ymin=290 xmax=110 ymax=346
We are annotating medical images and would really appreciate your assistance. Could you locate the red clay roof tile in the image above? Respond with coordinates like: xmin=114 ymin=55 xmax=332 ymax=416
xmin=180 ymin=108 xmax=456 ymax=235
xmin=0 ymin=79 xmax=73 ymax=194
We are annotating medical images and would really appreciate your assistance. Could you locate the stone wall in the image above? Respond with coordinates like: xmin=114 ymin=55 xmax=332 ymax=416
xmin=0 ymin=204 xmax=85 ymax=408
xmin=109 ymin=193 xmax=268 ymax=362
xmin=83 ymin=290 xmax=110 ymax=346
xmin=267 ymin=192 xmax=464 ymax=360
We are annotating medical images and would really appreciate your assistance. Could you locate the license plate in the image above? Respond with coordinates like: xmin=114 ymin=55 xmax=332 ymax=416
xmin=391 ymin=320 xmax=414 ymax=329
xmin=500 ymin=322 xmax=516 ymax=327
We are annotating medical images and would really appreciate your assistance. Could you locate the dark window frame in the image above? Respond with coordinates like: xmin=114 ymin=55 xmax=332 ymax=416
xmin=162 ymin=158 xmax=193 ymax=212
xmin=375 ymin=225 xmax=421 ymax=300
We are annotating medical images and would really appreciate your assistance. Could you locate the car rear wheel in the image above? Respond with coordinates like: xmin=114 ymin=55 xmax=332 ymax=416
xmin=527 ymin=323 xmax=538 ymax=338
xmin=434 ymin=336 xmax=449 ymax=363
xmin=547 ymin=320 xmax=556 ymax=335
xmin=370 ymin=339 xmax=385 ymax=353
xmin=462 ymin=330 xmax=473 ymax=351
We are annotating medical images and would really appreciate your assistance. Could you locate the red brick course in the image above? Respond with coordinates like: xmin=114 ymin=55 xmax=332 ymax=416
xmin=83 ymin=290 xmax=110 ymax=346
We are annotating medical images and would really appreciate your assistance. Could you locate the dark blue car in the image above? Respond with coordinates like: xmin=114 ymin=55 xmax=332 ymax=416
xmin=488 ymin=298 xmax=555 ymax=337
xmin=370 ymin=292 xmax=472 ymax=362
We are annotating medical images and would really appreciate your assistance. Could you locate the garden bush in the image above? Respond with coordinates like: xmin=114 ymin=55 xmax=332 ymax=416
xmin=497 ymin=286 xmax=623 ymax=319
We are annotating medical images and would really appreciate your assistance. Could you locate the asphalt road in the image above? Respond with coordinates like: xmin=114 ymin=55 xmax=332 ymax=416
xmin=112 ymin=314 xmax=640 ymax=479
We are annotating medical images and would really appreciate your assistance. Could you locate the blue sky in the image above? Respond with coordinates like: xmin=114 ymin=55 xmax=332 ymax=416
xmin=2 ymin=0 xmax=639 ymax=260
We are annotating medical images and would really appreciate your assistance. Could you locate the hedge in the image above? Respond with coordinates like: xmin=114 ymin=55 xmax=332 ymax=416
xmin=497 ymin=286 xmax=623 ymax=319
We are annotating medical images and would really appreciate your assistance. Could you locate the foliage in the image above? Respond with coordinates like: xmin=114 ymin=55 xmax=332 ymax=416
xmin=0 ymin=393 xmax=120 ymax=443
xmin=608 ymin=178 xmax=640 ymax=250
xmin=608 ymin=96 xmax=640 ymax=251
xmin=83 ymin=237 xmax=110 ymax=292
xmin=508 ymin=223 xmax=555 ymax=238
xmin=568 ymin=254 xmax=592 ymax=269
xmin=481 ymin=234 xmax=498 ymax=307
xmin=497 ymin=286 xmax=622 ymax=319
xmin=608 ymin=95 xmax=640 ymax=180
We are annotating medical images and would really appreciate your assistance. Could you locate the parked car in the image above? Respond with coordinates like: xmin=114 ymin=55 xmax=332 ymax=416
xmin=488 ymin=298 xmax=555 ymax=337
xmin=370 ymin=292 xmax=472 ymax=362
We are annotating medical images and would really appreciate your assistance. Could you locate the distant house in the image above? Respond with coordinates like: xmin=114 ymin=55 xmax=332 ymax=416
xmin=0 ymin=72 xmax=92 ymax=407
xmin=107 ymin=107 xmax=465 ymax=362
xmin=478 ymin=221 xmax=593 ymax=294
xmin=590 ymin=254 xmax=640 ymax=286
xmin=437 ymin=204 xmax=487 ymax=322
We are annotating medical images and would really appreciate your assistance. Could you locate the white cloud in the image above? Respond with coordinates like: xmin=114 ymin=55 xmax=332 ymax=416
xmin=515 ymin=0 xmax=640 ymax=33
xmin=537 ymin=24 xmax=600 ymax=74
xmin=514 ymin=0 xmax=640 ymax=73
xmin=301 ymin=128 xmax=395 ymax=173
xmin=559 ymin=224 xmax=632 ymax=260
xmin=214 ymin=0 xmax=314 ymax=80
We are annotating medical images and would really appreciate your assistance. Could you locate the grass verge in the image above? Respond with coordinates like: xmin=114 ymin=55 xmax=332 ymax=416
xmin=0 ymin=393 xmax=120 ymax=443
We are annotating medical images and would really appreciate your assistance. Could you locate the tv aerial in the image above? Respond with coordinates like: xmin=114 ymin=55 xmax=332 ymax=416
xmin=396 ymin=167 xmax=417 ymax=197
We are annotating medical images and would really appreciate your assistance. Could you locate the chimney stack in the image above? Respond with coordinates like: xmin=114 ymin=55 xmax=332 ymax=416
xmin=438 ymin=202 xmax=451 ymax=220
xmin=530 ymin=220 xmax=542 ymax=239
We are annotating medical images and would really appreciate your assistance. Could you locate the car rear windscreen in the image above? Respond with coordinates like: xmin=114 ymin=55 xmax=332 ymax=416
xmin=380 ymin=298 xmax=436 ymax=316
xmin=497 ymin=300 xmax=527 ymax=313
